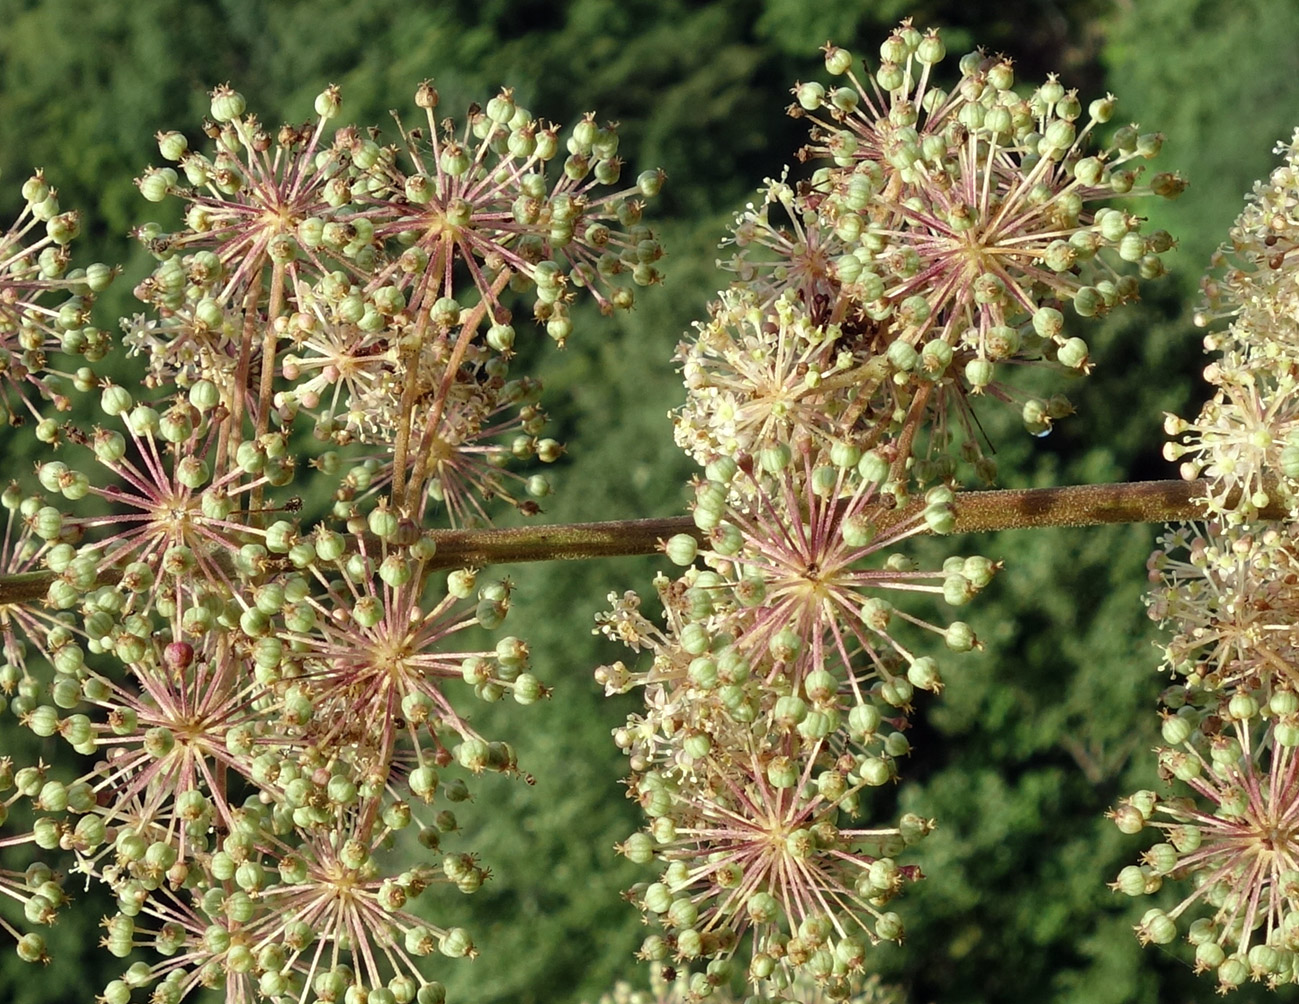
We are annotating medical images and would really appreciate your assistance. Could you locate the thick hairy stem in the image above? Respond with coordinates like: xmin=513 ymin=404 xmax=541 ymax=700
xmin=0 ymin=479 xmax=1275 ymax=604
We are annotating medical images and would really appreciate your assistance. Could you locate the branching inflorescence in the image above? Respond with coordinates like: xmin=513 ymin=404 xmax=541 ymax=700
xmin=0 ymin=76 xmax=660 ymax=1004
xmin=600 ymin=19 xmax=1187 ymax=1001
xmin=1113 ymin=127 xmax=1299 ymax=993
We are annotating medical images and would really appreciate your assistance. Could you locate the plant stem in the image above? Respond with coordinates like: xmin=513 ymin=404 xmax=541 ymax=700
xmin=417 ymin=477 xmax=1264 ymax=569
xmin=0 ymin=478 xmax=1276 ymax=605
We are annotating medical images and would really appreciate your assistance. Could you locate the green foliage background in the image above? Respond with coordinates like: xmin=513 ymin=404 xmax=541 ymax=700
xmin=3 ymin=1 xmax=1299 ymax=1002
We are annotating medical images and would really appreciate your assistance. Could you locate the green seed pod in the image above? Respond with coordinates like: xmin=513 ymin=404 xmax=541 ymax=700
xmin=1032 ymin=307 xmax=1064 ymax=339
xmin=1112 ymin=864 xmax=1151 ymax=897
xmin=796 ymin=80 xmax=826 ymax=110
xmin=30 ymin=505 xmax=62 ymax=542
xmin=907 ymin=656 xmax=942 ymax=692
xmin=875 ymin=912 xmax=904 ymax=941
xmin=1021 ymin=398 xmax=1051 ymax=436
xmin=860 ymin=597 xmax=892 ymax=634
xmin=444 ymin=568 xmax=476 ymax=598
xmin=639 ymin=881 xmax=674 ymax=915
xmin=37 ymin=461 xmax=69 ymax=493
xmin=858 ymin=756 xmax=893 ymax=786
xmin=766 ymin=755 xmax=800 ymax=789
xmin=667 ymin=897 xmax=699 ymax=930
xmin=686 ymin=654 xmax=719 ymax=690
xmin=680 ymin=731 xmax=711 ymax=761
xmin=768 ymin=626 xmax=802 ymax=664
xmin=436 ymin=927 xmax=473 ymax=959
xmin=940 ymin=621 xmax=975 ymax=652
xmin=620 ymin=832 xmax=655 ymax=865
xmin=409 ymin=766 xmax=439 ymax=803
xmin=100 ymin=384 xmax=133 ymax=416
xmin=675 ymin=623 xmax=708 ymax=657
xmin=1137 ymin=908 xmax=1177 ymax=945
xmin=1143 ymin=841 xmax=1179 ymax=876
xmin=1117 ymin=231 xmax=1146 ymax=263
xmin=774 ymin=695 xmax=808 ymax=729
xmin=964 ymin=357 xmax=995 ymax=392
xmin=804 ymin=668 xmax=838 ymax=705
xmin=1272 ymin=691 xmax=1299 ymax=717
xmin=379 ymin=554 xmax=412 ymax=587
xmin=798 ymin=710 xmax=835 ymax=740
xmin=138 ymin=168 xmax=177 ymax=203
xmin=1109 ymin=800 xmax=1147 ymax=834
xmin=455 ymin=739 xmax=491 ymax=773
xmin=264 ymin=521 xmax=296 ymax=554
xmin=886 ymin=339 xmax=918 ymax=371
xmin=1057 ymin=337 xmax=1089 ymax=369
xmin=806 ymin=464 xmax=835 ymax=498
xmin=239 ymin=606 xmax=270 ymax=637
xmin=923 ymin=502 xmax=955 ymax=534
xmin=848 ymin=702 xmax=881 ymax=738
xmin=1227 ymin=692 xmax=1259 ymax=721
xmin=760 ymin=443 xmax=792 ymax=473
xmin=176 ymin=457 xmax=209 ymax=489
xmin=210 ymin=85 xmax=246 ymax=122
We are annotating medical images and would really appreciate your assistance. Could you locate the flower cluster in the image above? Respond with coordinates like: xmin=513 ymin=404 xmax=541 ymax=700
xmin=124 ymin=81 xmax=661 ymax=524
xmin=600 ymin=433 xmax=984 ymax=995
xmin=1121 ymin=522 xmax=1299 ymax=991
xmin=1111 ymin=714 xmax=1299 ymax=991
xmin=1166 ymin=128 xmax=1299 ymax=521
xmin=597 ymin=21 xmax=1180 ymax=998
xmin=687 ymin=20 xmax=1182 ymax=484
xmin=1117 ymin=132 xmax=1299 ymax=991
xmin=588 ymin=968 xmax=906 ymax=1004
xmin=0 ymin=78 xmax=661 ymax=1004
xmin=0 ymin=170 xmax=114 ymax=428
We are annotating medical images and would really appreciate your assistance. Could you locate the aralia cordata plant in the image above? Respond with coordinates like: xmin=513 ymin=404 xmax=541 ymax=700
xmin=0 ymin=15 xmax=1297 ymax=1004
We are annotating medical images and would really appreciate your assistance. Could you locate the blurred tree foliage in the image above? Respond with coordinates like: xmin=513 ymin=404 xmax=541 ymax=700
xmin=2 ymin=1 xmax=1298 ymax=1003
